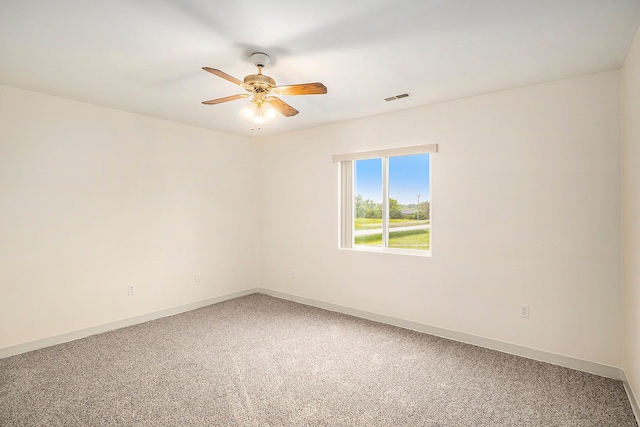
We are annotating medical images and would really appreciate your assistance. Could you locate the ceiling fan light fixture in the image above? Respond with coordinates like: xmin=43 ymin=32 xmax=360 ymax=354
xmin=264 ymin=104 xmax=277 ymax=120
xmin=239 ymin=106 xmax=254 ymax=120
xmin=239 ymin=100 xmax=277 ymax=125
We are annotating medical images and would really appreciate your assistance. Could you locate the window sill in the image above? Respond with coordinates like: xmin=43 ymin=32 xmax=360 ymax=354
xmin=340 ymin=246 xmax=431 ymax=257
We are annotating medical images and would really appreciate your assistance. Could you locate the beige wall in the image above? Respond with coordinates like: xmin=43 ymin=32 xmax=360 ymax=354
xmin=0 ymin=85 xmax=258 ymax=349
xmin=0 ymin=70 xmax=627 ymax=372
xmin=258 ymin=71 xmax=623 ymax=367
xmin=623 ymin=27 xmax=640 ymax=410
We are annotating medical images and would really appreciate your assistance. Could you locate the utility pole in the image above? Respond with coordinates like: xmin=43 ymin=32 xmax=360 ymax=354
xmin=416 ymin=194 xmax=421 ymax=224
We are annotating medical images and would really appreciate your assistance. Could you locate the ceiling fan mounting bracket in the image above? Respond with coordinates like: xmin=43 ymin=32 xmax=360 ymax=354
xmin=250 ymin=52 xmax=270 ymax=68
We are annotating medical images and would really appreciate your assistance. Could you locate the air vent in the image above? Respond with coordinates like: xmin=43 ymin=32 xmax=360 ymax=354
xmin=384 ymin=93 xmax=411 ymax=102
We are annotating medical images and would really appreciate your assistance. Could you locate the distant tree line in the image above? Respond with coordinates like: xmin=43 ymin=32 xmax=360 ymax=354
xmin=355 ymin=195 xmax=430 ymax=220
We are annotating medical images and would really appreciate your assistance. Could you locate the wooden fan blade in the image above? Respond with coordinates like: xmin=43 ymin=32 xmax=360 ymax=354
xmin=202 ymin=67 xmax=250 ymax=89
xmin=202 ymin=94 xmax=249 ymax=105
xmin=273 ymin=82 xmax=327 ymax=96
xmin=267 ymin=97 xmax=299 ymax=117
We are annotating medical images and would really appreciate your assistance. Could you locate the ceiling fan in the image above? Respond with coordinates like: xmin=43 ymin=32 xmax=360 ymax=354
xmin=202 ymin=52 xmax=327 ymax=126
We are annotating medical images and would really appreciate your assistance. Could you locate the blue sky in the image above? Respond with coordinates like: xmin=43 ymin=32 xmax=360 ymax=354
xmin=355 ymin=154 xmax=430 ymax=205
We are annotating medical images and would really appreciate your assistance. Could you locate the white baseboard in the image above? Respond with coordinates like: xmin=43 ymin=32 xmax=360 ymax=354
xmin=258 ymin=288 xmax=624 ymax=381
xmin=0 ymin=288 xmax=258 ymax=359
xmin=622 ymin=370 xmax=640 ymax=425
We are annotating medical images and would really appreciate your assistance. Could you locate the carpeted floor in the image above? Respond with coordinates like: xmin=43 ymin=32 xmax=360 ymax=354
xmin=0 ymin=294 xmax=637 ymax=426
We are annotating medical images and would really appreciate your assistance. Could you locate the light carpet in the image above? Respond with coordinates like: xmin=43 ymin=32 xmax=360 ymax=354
xmin=0 ymin=294 xmax=637 ymax=426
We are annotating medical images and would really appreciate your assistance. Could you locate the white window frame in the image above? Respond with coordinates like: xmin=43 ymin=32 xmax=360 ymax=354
xmin=334 ymin=144 xmax=437 ymax=256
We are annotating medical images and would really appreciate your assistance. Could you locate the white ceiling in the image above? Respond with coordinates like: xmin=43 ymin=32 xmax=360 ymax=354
xmin=1 ymin=0 xmax=639 ymax=139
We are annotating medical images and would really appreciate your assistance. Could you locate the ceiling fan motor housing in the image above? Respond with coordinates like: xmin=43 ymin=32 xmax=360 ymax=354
xmin=244 ymin=74 xmax=275 ymax=91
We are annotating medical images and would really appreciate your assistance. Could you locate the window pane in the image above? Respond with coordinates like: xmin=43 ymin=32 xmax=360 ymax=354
xmin=354 ymin=158 xmax=382 ymax=248
xmin=388 ymin=154 xmax=430 ymax=250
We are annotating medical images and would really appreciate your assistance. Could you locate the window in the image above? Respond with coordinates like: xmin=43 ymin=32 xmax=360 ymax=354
xmin=334 ymin=144 xmax=437 ymax=256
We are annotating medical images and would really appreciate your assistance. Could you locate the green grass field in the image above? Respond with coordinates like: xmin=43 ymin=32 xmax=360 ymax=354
xmin=354 ymin=229 xmax=430 ymax=250
xmin=354 ymin=218 xmax=430 ymax=231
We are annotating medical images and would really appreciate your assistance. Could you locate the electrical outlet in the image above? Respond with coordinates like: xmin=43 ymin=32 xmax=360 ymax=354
xmin=194 ymin=273 xmax=201 ymax=283
xmin=290 ymin=269 xmax=295 ymax=279
xmin=128 ymin=285 xmax=135 ymax=296
xmin=520 ymin=304 xmax=529 ymax=318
